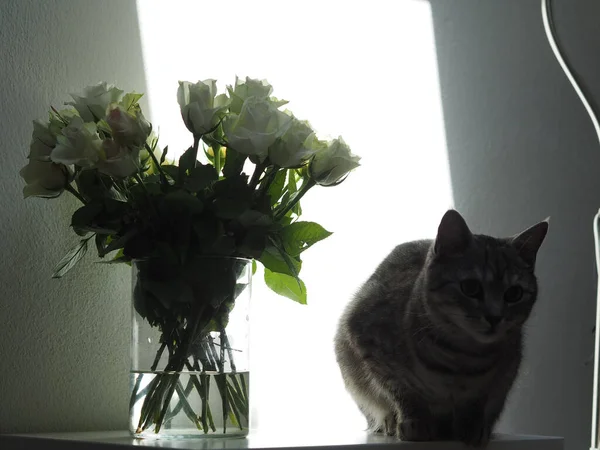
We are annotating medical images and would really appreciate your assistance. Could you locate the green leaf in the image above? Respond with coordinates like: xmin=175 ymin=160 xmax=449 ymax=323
xmin=95 ymin=234 xmax=108 ymax=257
xmin=103 ymin=198 xmax=128 ymax=215
xmin=71 ymin=199 xmax=127 ymax=235
xmin=270 ymin=235 xmax=303 ymax=280
xmin=103 ymin=229 xmax=138 ymax=255
xmin=143 ymin=173 xmax=160 ymax=184
xmin=278 ymin=215 xmax=294 ymax=227
xmin=71 ymin=202 xmax=103 ymax=229
xmin=222 ymin=147 xmax=246 ymax=178
xmin=123 ymin=233 xmax=149 ymax=259
xmin=258 ymin=244 xmax=301 ymax=277
xmin=293 ymin=199 xmax=302 ymax=216
xmin=72 ymin=227 xmax=90 ymax=237
xmin=289 ymin=170 xmax=302 ymax=215
xmin=280 ymin=221 xmax=332 ymax=257
xmin=121 ymin=92 xmax=143 ymax=112
xmin=288 ymin=169 xmax=298 ymax=193
xmin=237 ymin=227 xmax=268 ymax=259
xmin=277 ymin=169 xmax=302 ymax=217
xmin=179 ymin=146 xmax=197 ymax=176
xmin=279 ymin=190 xmax=292 ymax=213
xmin=153 ymin=242 xmax=180 ymax=265
xmin=160 ymin=145 xmax=169 ymax=165
xmin=193 ymin=218 xmax=219 ymax=245
xmin=212 ymin=236 xmax=236 ymax=256
xmin=160 ymin=190 xmax=204 ymax=215
xmin=185 ymin=164 xmax=218 ymax=192
xmin=96 ymin=255 xmax=130 ymax=265
xmin=75 ymin=170 xmax=114 ymax=201
xmin=252 ymin=260 xmax=257 ymax=275
xmin=52 ymin=238 xmax=89 ymax=278
xmin=268 ymin=170 xmax=287 ymax=206
xmin=214 ymin=189 xmax=252 ymax=219
xmin=96 ymin=119 xmax=112 ymax=139
xmin=237 ymin=210 xmax=272 ymax=228
xmin=264 ymin=268 xmax=307 ymax=304
xmin=99 ymin=248 xmax=131 ymax=265
xmin=162 ymin=165 xmax=179 ymax=182
xmin=253 ymin=191 xmax=272 ymax=216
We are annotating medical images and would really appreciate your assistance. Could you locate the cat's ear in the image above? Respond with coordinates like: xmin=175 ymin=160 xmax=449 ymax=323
xmin=434 ymin=210 xmax=472 ymax=257
xmin=510 ymin=218 xmax=549 ymax=267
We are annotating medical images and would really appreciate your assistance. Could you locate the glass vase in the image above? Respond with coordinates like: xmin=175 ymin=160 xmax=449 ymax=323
xmin=129 ymin=256 xmax=251 ymax=439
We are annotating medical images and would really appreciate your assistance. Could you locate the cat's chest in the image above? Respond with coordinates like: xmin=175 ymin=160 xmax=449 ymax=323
xmin=410 ymin=359 xmax=499 ymax=404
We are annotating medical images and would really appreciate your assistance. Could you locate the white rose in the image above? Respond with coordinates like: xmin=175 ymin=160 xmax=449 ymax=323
xmin=268 ymin=117 xmax=323 ymax=168
xmin=106 ymin=106 xmax=151 ymax=148
xmin=28 ymin=121 xmax=57 ymax=161
xmin=47 ymin=108 xmax=80 ymax=137
xmin=227 ymin=76 xmax=287 ymax=114
xmin=223 ymin=97 xmax=293 ymax=161
xmin=96 ymin=140 xmax=140 ymax=178
xmin=50 ymin=117 xmax=103 ymax=168
xmin=20 ymin=159 xmax=70 ymax=198
xmin=309 ymin=137 xmax=360 ymax=186
xmin=67 ymin=82 xmax=124 ymax=122
xmin=177 ymin=80 xmax=229 ymax=136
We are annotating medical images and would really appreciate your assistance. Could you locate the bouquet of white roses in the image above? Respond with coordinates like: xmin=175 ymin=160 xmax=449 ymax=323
xmin=20 ymin=77 xmax=360 ymax=435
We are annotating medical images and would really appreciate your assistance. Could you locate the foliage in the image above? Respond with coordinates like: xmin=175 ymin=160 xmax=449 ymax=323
xmin=20 ymin=78 xmax=360 ymax=304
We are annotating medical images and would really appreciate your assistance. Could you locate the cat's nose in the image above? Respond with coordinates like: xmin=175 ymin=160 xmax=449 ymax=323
xmin=485 ymin=315 xmax=502 ymax=329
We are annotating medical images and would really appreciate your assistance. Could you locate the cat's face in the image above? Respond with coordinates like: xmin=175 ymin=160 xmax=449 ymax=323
xmin=425 ymin=210 xmax=548 ymax=344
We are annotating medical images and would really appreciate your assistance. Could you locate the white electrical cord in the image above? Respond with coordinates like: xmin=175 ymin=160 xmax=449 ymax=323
xmin=540 ymin=1 xmax=600 ymax=448
xmin=593 ymin=213 xmax=600 ymax=450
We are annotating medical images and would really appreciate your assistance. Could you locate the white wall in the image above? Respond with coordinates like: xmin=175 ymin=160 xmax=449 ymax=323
xmin=0 ymin=0 xmax=146 ymax=433
xmin=430 ymin=1 xmax=600 ymax=449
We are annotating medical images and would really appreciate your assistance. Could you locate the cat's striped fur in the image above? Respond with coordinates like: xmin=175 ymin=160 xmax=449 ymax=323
xmin=334 ymin=210 xmax=548 ymax=447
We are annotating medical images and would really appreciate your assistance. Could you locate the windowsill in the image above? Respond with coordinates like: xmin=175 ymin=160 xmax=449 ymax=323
xmin=0 ymin=431 xmax=563 ymax=450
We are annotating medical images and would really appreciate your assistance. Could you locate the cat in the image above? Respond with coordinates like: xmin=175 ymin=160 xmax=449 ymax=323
xmin=334 ymin=210 xmax=548 ymax=447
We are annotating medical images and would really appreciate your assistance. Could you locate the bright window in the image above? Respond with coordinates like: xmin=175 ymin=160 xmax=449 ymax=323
xmin=136 ymin=0 xmax=452 ymax=432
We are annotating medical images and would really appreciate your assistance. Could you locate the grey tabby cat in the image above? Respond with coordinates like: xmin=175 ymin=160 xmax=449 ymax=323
xmin=334 ymin=210 xmax=548 ymax=447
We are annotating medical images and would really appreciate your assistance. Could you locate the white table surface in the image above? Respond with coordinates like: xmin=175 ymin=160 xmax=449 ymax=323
xmin=0 ymin=431 xmax=564 ymax=450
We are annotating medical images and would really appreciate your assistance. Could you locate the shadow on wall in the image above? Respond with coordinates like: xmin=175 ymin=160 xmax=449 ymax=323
xmin=430 ymin=1 xmax=600 ymax=449
xmin=0 ymin=0 xmax=148 ymax=433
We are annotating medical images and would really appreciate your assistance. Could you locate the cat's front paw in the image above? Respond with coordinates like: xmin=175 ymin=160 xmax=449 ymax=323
xmin=461 ymin=429 xmax=492 ymax=448
xmin=454 ymin=420 xmax=492 ymax=448
xmin=397 ymin=419 xmax=433 ymax=441
xmin=372 ymin=414 xmax=396 ymax=436
xmin=372 ymin=426 xmax=395 ymax=437
xmin=453 ymin=406 xmax=493 ymax=448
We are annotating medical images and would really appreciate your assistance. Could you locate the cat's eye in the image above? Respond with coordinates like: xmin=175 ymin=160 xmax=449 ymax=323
xmin=460 ymin=279 xmax=482 ymax=298
xmin=504 ymin=286 xmax=523 ymax=304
